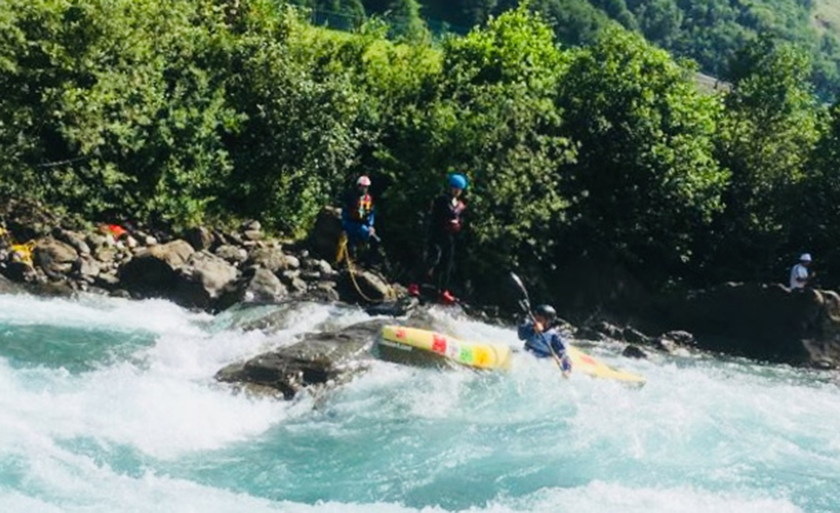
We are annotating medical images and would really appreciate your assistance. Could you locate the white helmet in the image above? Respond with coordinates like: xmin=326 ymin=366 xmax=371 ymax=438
xmin=356 ymin=175 xmax=371 ymax=187
xmin=800 ymin=253 xmax=812 ymax=262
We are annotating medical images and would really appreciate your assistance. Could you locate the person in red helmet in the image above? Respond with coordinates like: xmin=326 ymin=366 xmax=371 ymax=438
xmin=341 ymin=175 xmax=378 ymax=260
xmin=408 ymin=173 xmax=468 ymax=304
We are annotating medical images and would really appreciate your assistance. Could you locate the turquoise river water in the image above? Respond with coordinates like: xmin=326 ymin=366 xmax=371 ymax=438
xmin=1 ymin=293 xmax=839 ymax=513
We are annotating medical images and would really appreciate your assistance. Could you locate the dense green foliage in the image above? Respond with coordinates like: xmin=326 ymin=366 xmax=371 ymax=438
xmin=298 ymin=0 xmax=840 ymax=100
xmin=709 ymin=36 xmax=823 ymax=282
xmin=0 ymin=0 xmax=368 ymax=233
xmin=555 ymin=29 xmax=727 ymax=284
xmin=2 ymin=0 xmax=840 ymax=309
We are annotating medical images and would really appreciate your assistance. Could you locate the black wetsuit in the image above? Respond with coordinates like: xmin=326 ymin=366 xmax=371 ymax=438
xmin=422 ymin=194 xmax=466 ymax=291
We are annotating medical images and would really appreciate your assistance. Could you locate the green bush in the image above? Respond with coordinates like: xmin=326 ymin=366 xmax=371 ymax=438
xmin=556 ymin=28 xmax=728 ymax=284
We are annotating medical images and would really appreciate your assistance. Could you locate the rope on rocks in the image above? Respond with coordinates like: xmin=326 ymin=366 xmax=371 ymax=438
xmin=335 ymin=232 xmax=384 ymax=304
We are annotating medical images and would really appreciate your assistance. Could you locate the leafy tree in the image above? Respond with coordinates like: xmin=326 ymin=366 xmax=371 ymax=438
xmin=629 ymin=0 xmax=681 ymax=46
xmin=556 ymin=27 xmax=728 ymax=284
xmin=384 ymin=0 xmax=428 ymax=41
xmin=497 ymin=0 xmax=611 ymax=46
xmin=374 ymin=6 xmax=575 ymax=293
xmin=460 ymin=0 xmax=499 ymax=27
xmin=0 ymin=0 xmax=371 ymax=232
xmin=591 ymin=0 xmax=637 ymax=30
xmin=783 ymin=103 xmax=839 ymax=286
xmin=711 ymin=36 xmax=823 ymax=281
xmin=0 ymin=0 xmax=240 ymax=224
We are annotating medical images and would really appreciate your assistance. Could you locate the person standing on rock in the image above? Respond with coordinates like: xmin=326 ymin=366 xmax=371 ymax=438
xmin=408 ymin=173 xmax=467 ymax=305
xmin=340 ymin=175 xmax=378 ymax=262
xmin=789 ymin=253 xmax=814 ymax=290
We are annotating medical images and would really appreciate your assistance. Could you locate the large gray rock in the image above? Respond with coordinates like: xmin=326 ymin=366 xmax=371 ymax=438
xmin=215 ymin=244 xmax=248 ymax=265
xmin=245 ymin=268 xmax=287 ymax=302
xmin=77 ymin=256 xmax=101 ymax=282
xmin=277 ymin=269 xmax=308 ymax=294
xmin=247 ymin=246 xmax=288 ymax=273
xmin=215 ymin=320 xmax=384 ymax=399
xmin=659 ymin=282 xmax=840 ymax=368
xmin=86 ymin=233 xmax=109 ymax=251
xmin=34 ymin=237 xmax=80 ymax=279
xmin=283 ymin=254 xmax=300 ymax=270
xmin=306 ymin=281 xmax=340 ymax=303
xmin=243 ymin=229 xmax=263 ymax=242
xmin=216 ymin=267 xmax=289 ymax=311
xmin=175 ymin=250 xmax=240 ymax=308
xmin=336 ymin=268 xmax=394 ymax=303
xmin=118 ymin=239 xmax=195 ymax=297
xmin=183 ymin=226 xmax=216 ymax=252
xmin=93 ymin=246 xmax=116 ymax=263
xmin=53 ymin=228 xmax=91 ymax=256
xmin=307 ymin=206 xmax=343 ymax=261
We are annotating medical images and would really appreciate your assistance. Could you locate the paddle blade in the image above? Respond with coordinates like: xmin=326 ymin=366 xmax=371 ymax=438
xmin=509 ymin=272 xmax=529 ymax=302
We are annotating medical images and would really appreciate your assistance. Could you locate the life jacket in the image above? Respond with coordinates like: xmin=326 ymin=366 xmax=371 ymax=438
xmin=442 ymin=197 xmax=466 ymax=234
xmin=351 ymin=193 xmax=373 ymax=223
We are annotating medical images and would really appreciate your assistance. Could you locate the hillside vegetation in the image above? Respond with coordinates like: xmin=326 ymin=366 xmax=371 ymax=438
xmin=2 ymin=0 xmax=840 ymax=308
xmin=295 ymin=0 xmax=840 ymax=100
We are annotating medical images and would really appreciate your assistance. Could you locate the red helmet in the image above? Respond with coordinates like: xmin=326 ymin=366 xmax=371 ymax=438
xmin=356 ymin=175 xmax=371 ymax=187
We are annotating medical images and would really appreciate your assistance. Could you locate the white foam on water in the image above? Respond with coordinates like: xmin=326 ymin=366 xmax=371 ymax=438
xmin=1 ymin=295 xmax=839 ymax=512
xmin=0 ymin=298 xmax=352 ymax=461
xmin=496 ymin=480 xmax=805 ymax=513
xmin=0 ymin=293 xmax=209 ymax=336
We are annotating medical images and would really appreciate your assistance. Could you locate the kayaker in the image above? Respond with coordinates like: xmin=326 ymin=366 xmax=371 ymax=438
xmin=518 ymin=304 xmax=572 ymax=376
xmin=408 ymin=173 xmax=467 ymax=304
xmin=341 ymin=175 xmax=378 ymax=257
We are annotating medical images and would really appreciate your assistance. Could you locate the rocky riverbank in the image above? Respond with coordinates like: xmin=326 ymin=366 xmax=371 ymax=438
xmin=0 ymin=198 xmax=408 ymax=314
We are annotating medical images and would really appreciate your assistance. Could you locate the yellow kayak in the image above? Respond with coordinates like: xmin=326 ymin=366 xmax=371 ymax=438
xmin=566 ymin=345 xmax=646 ymax=385
xmin=378 ymin=325 xmax=645 ymax=385
xmin=378 ymin=325 xmax=513 ymax=371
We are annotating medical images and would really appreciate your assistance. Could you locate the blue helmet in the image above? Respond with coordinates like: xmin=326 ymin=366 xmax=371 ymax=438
xmin=449 ymin=173 xmax=468 ymax=190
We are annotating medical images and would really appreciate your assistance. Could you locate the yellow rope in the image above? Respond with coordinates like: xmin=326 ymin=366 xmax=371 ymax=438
xmin=335 ymin=232 xmax=348 ymax=264
xmin=335 ymin=232 xmax=384 ymax=304
xmin=11 ymin=241 xmax=36 ymax=266
xmin=1 ymin=228 xmax=36 ymax=267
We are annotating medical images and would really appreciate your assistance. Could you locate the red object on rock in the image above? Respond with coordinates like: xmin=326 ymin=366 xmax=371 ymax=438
xmin=439 ymin=290 xmax=457 ymax=305
xmin=106 ymin=224 xmax=127 ymax=239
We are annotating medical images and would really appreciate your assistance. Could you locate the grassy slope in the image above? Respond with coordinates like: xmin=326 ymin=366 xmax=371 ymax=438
xmin=814 ymin=0 xmax=840 ymax=34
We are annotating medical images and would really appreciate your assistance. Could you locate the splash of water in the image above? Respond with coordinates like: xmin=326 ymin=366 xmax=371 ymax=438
xmin=0 ymin=294 xmax=838 ymax=513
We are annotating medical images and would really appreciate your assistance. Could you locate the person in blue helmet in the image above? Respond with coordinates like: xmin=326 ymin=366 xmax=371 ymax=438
xmin=408 ymin=173 xmax=468 ymax=304
xmin=518 ymin=304 xmax=572 ymax=376
xmin=341 ymin=175 xmax=378 ymax=259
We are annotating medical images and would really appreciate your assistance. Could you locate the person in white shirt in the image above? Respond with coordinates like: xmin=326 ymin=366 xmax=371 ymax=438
xmin=789 ymin=253 xmax=813 ymax=289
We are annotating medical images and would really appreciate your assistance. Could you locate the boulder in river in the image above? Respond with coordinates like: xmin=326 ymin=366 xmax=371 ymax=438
xmin=175 ymin=250 xmax=240 ymax=309
xmin=119 ymin=239 xmax=195 ymax=297
xmin=658 ymin=282 xmax=840 ymax=368
xmin=215 ymin=319 xmax=385 ymax=399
